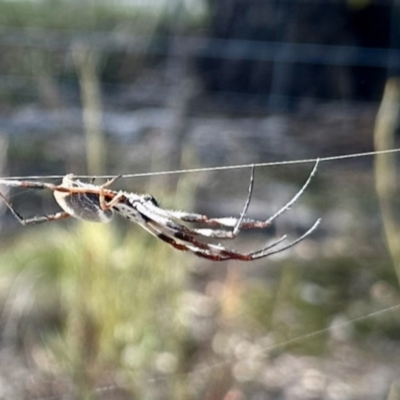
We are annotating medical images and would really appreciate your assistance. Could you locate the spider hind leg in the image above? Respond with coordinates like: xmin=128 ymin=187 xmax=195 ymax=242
xmin=0 ymin=191 xmax=70 ymax=225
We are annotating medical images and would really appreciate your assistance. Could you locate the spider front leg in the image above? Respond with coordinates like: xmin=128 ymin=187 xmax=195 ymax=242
xmin=131 ymin=194 xmax=321 ymax=261
xmin=132 ymin=217 xmax=233 ymax=260
xmin=139 ymin=165 xmax=257 ymax=240
xmin=139 ymin=216 xmax=285 ymax=261
xmin=157 ymin=159 xmax=319 ymax=238
xmin=0 ymin=191 xmax=71 ymax=226
xmin=232 ymin=164 xmax=255 ymax=235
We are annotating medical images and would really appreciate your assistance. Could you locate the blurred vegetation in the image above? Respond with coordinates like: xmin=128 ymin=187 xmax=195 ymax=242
xmin=374 ymin=78 xmax=400 ymax=285
xmin=0 ymin=0 xmax=208 ymax=31
xmin=0 ymin=221 xmax=188 ymax=398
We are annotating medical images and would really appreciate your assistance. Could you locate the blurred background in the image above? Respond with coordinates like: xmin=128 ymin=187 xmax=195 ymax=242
xmin=0 ymin=0 xmax=400 ymax=399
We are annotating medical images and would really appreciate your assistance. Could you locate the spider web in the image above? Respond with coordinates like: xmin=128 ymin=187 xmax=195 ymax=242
xmin=0 ymin=147 xmax=399 ymax=181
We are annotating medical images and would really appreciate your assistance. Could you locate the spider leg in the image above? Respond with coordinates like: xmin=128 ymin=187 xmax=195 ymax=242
xmin=190 ymin=218 xmax=320 ymax=261
xmin=131 ymin=198 xmax=320 ymax=261
xmin=115 ymin=200 xmax=235 ymax=253
xmin=167 ymin=159 xmax=319 ymax=232
xmin=132 ymin=191 xmax=265 ymax=235
xmin=130 ymin=201 xmax=250 ymax=255
xmin=0 ymin=191 xmax=71 ymax=226
xmin=0 ymin=178 xmax=57 ymax=191
xmin=133 ymin=202 xmax=216 ymax=248
xmin=88 ymin=173 xmax=121 ymax=186
xmin=134 ymin=219 xmax=233 ymax=261
xmin=144 ymin=165 xmax=258 ymax=236
xmin=101 ymin=175 xmax=122 ymax=189
xmin=184 ymin=163 xmax=255 ymax=240
xmin=99 ymin=190 xmax=124 ymax=211
xmin=87 ymin=175 xmax=123 ymax=212
xmin=139 ymin=199 xmax=266 ymax=240
xmin=232 ymin=164 xmax=255 ymax=236
xmin=144 ymin=205 xmax=270 ymax=233
xmin=139 ymin=160 xmax=319 ymax=236
xmin=135 ymin=189 xmax=271 ymax=242
xmin=135 ymin=200 xmax=314 ymax=261
xmin=264 ymin=159 xmax=319 ymax=225
xmin=120 ymin=205 xmax=232 ymax=259
xmin=243 ymin=218 xmax=321 ymax=260
xmin=135 ymin=220 xmax=205 ymax=253
xmin=144 ymin=221 xmax=254 ymax=261
xmin=145 ymin=218 xmax=288 ymax=261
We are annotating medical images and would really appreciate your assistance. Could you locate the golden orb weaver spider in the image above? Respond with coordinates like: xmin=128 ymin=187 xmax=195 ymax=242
xmin=0 ymin=161 xmax=320 ymax=261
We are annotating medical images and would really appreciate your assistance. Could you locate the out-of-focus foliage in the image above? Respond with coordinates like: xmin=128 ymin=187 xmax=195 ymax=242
xmin=0 ymin=220 xmax=188 ymax=398
xmin=0 ymin=0 xmax=208 ymax=31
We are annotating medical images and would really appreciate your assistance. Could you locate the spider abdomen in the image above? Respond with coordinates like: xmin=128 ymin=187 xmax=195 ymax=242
xmin=53 ymin=191 xmax=113 ymax=223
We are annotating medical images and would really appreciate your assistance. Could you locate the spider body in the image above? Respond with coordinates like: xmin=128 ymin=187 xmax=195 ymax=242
xmin=0 ymin=162 xmax=320 ymax=261
xmin=53 ymin=175 xmax=114 ymax=223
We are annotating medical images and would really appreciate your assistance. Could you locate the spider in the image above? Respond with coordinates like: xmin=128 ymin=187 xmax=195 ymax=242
xmin=0 ymin=162 xmax=320 ymax=261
